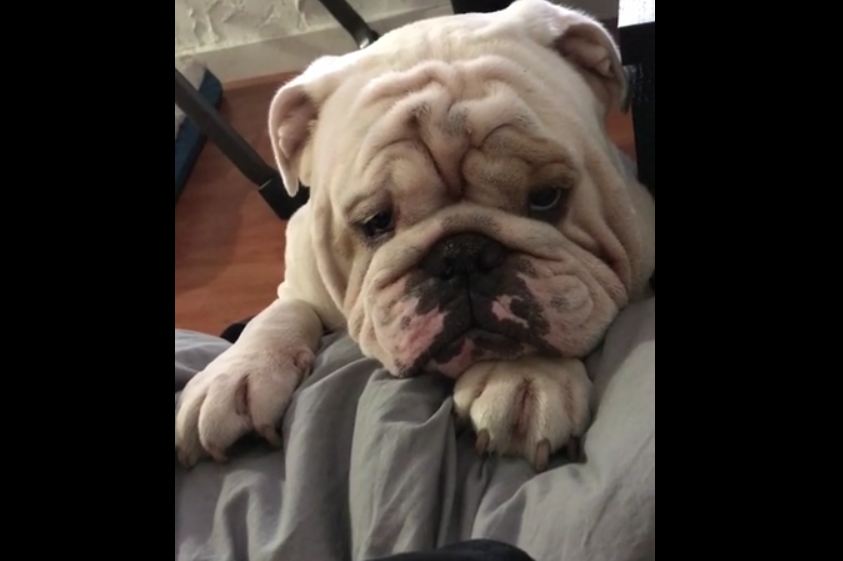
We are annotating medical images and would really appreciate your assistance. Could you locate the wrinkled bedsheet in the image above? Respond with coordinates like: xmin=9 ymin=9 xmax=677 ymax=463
xmin=175 ymin=298 xmax=655 ymax=561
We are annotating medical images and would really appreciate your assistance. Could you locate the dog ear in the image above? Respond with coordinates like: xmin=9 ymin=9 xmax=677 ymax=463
xmin=268 ymin=54 xmax=357 ymax=196
xmin=512 ymin=0 xmax=628 ymax=112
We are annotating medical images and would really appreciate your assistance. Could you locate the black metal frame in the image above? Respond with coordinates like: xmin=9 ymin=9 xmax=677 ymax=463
xmin=174 ymin=70 xmax=308 ymax=220
xmin=619 ymin=15 xmax=655 ymax=196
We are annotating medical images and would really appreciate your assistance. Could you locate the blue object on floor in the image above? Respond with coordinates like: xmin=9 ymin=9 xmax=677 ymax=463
xmin=175 ymin=68 xmax=223 ymax=201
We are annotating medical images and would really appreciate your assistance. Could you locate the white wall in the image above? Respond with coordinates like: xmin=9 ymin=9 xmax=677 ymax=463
xmin=175 ymin=0 xmax=618 ymax=83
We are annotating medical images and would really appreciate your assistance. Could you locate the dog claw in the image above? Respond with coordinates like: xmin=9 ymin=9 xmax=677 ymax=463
xmin=566 ymin=436 xmax=580 ymax=462
xmin=475 ymin=429 xmax=490 ymax=455
xmin=534 ymin=439 xmax=550 ymax=472
xmin=258 ymin=425 xmax=283 ymax=449
xmin=207 ymin=447 xmax=229 ymax=463
xmin=176 ymin=447 xmax=198 ymax=469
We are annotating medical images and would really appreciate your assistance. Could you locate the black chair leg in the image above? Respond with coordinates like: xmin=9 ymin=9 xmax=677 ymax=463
xmin=451 ymin=0 xmax=513 ymax=13
xmin=174 ymin=69 xmax=308 ymax=220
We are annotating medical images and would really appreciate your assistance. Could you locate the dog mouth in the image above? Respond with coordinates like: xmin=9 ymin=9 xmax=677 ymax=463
xmin=391 ymin=255 xmax=560 ymax=378
xmin=426 ymin=327 xmax=527 ymax=378
xmin=397 ymin=294 xmax=529 ymax=378
xmin=432 ymin=328 xmax=521 ymax=363
xmin=399 ymin=285 xmax=557 ymax=378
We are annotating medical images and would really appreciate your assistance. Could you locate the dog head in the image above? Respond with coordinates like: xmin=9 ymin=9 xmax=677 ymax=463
xmin=269 ymin=0 xmax=654 ymax=378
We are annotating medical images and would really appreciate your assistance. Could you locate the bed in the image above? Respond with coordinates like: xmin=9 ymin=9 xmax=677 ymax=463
xmin=175 ymin=296 xmax=655 ymax=561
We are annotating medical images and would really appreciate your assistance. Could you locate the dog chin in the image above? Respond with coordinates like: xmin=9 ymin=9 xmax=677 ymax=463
xmin=404 ymin=329 xmax=537 ymax=379
xmin=430 ymin=331 xmax=533 ymax=378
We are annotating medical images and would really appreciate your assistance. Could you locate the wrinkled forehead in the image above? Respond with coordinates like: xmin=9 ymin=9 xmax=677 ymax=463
xmin=319 ymin=56 xmax=585 ymax=211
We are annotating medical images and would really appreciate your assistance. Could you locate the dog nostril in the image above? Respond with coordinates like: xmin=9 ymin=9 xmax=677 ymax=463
xmin=422 ymin=233 xmax=508 ymax=280
xmin=478 ymin=242 xmax=505 ymax=272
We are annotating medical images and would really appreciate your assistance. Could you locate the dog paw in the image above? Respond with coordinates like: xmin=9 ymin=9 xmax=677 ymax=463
xmin=175 ymin=344 xmax=314 ymax=468
xmin=453 ymin=356 xmax=591 ymax=471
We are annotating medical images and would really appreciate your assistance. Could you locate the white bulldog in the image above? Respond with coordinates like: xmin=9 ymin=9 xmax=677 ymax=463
xmin=176 ymin=0 xmax=655 ymax=471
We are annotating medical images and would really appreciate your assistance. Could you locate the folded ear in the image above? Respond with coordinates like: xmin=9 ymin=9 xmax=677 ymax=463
xmin=268 ymin=55 xmax=358 ymax=196
xmin=512 ymin=0 xmax=628 ymax=112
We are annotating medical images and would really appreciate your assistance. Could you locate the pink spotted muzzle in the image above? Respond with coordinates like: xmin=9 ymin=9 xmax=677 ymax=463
xmin=387 ymin=232 xmax=560 ymax=378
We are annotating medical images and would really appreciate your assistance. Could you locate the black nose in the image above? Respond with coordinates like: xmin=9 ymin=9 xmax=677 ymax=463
xmin=421 ymin=233 xmax=507 ymax=280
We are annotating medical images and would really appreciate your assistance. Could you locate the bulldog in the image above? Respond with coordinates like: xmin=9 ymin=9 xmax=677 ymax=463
xmin=175 ymin=0 xmax=655 ymax=471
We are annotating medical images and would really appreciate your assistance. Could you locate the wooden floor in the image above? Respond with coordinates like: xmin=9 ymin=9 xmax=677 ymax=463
xmin=175 ymin=77 xmax=637 ymax=336
xmin=175 ymin=76 xmax=296 ymax=335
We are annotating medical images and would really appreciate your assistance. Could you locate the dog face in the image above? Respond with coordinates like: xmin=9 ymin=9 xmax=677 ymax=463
xmin=269 ymin=0 xmax=655 ymax=378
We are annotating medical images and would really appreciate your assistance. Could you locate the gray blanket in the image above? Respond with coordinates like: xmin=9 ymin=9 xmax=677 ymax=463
xmin=175 ymin=297 xmax=655 ymax=561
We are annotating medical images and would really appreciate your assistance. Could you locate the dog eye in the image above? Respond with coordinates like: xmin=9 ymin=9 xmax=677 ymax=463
xmin=361 ymin=209 xmax=395 ymax=239
xmin=528 ymin=187 xmax=563 ymax=212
